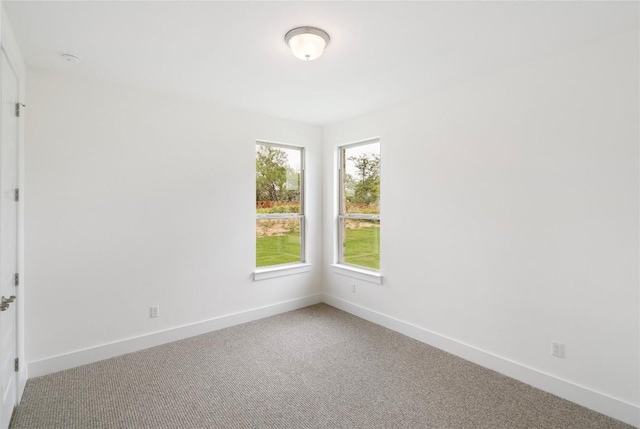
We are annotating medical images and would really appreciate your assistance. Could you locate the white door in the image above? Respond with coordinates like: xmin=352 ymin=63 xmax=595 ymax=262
xmin=0 ymin=47 xmax=19 ymax=429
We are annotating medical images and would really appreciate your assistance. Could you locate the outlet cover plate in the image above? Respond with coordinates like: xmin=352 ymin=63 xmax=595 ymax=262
xmin=552 ymin=342 xmax=564 ymax=358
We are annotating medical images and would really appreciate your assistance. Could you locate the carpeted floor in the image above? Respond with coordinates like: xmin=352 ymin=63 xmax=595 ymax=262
xmin=11 ymin=304 xmax=632 ymax=429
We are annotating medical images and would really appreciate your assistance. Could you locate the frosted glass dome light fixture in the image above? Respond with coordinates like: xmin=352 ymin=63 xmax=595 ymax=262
xmin=285 ymin=27 xmax=330 ymax=61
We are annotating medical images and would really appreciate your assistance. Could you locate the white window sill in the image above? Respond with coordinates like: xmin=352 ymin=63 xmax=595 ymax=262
xmin=254 ymin=263 xmax=312 ymax=281
xmin=330 ymin=264 xmax=382 ymax=284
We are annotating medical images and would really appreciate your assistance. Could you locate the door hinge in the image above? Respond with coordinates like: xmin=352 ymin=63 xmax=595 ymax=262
xmin=14 ymin=188 xmax=19 ymax=202
xmin=14 ymin=358 xmax=18 ymax=372
xmin=14 ymin=273 xmax=19 ymax=287
xmin=15 ymin=103 xmax=20 ymax=118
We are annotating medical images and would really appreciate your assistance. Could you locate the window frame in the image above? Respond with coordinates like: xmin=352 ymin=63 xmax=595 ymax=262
xmin=336 ymin=138 xmax=381 ymax=276
xmin=255 ymin=141 xmax=306 ymax=272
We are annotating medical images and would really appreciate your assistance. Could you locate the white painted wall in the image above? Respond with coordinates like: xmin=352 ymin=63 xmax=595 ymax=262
xmin=25 ymin=68 xmax=323 ymax=363
xmin=323 ymin=29 xmax=639 ymax=411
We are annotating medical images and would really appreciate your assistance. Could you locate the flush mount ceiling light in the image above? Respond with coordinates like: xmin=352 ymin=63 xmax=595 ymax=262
xmin=285 ymin=26 xmax=330 ymax=61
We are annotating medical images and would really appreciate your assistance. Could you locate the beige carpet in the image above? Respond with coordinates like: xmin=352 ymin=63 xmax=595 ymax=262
xmin=11 ymin=304 xmax=632 ymax=428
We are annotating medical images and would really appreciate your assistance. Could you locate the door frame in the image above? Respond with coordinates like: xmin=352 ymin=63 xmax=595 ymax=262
xmin=1 ymin=5 xmax=27 ymax=409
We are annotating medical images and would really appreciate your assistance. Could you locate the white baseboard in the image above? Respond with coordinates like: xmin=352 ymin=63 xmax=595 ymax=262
xmin=28 ymin=293 xmax=323 ymax=378
xmin=322 ymin=294 xmax=640 ymax=428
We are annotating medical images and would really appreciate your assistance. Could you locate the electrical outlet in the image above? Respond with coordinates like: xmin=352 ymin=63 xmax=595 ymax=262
xmin=350 ymin=283 xmax=356 ymax=293
xmin=552 ymin=342 xmax=564 ymax=358
xmin=150 ymin=306 xmax=159 ymax=318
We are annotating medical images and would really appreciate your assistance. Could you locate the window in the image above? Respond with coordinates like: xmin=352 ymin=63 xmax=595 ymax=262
xmin=338 ymin=139 xmax=380 ymax=271
xmin=256 ymin=142 xmax=304 ymax=268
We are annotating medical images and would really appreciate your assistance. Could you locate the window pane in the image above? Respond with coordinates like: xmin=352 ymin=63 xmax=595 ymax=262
xmin=256 ymin=218 xmax=301 ymax=267
xmin=256 ymin=144 xmax=301 ymax=214
xmin=343 ymin=142 xmax=380 ymax=215
xmin=342 ymin=218 xmax=380 ymax=270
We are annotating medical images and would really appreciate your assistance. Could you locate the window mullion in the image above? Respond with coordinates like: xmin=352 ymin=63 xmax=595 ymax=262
xmin=340 ymin=214 xmax=379 ymax=220
xmin=257 ymin=213 xmax=304 ymax=220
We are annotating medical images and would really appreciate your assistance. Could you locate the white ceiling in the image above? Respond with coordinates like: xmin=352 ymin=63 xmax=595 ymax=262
xmin=4 ymin=1 xmax=638 ymax=125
